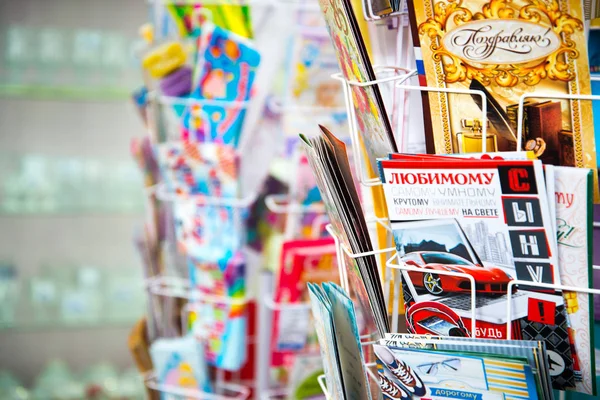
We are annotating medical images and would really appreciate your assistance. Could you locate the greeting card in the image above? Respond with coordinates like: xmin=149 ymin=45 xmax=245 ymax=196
xmin=150 ymin=335 xmax=212 ymax=397
xmin=317 ymin=0 xmax=398 ymax=174
xmin=156 ymin=141 xmax=238 ymax=198
xmin=406 ymin=0 xmax=597 ymax=197
xmin=188 ymin=251 xmax=247 ymax=371
xmin=271 ymin=238 xmax=339 ymax=368
xmin=173 ymin=201 xmax=247 ymax=261
xmin=173 ymin=23 xmax=260 ymax=147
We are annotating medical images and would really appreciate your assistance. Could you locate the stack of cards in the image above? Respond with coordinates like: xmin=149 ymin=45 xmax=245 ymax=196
xmin=301 ymin=125 xmax=390 ymax=337
xmin=375 ymin=334 xmax=549 ymax=399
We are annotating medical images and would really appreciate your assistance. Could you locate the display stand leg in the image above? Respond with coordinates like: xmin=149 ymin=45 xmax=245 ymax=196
xmin=216 ymin=368 xmax=225 ymax=396
xmin=391 ymin=269 xmax=401 ymax=333
xmin=256 ymin=271 xmax=274 ymax=396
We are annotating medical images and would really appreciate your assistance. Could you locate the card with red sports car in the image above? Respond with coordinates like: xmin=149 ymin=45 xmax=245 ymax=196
xmin=379 ymin=156 xmax=576 ymax=390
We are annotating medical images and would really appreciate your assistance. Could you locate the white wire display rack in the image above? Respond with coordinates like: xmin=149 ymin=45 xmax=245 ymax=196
xmin=144 ymin=48 xmax=346 ymax=400
xmin=331 ymin=66 xmax=415 ymax=187
xmin=141 ymin=1 xmax=600 ymax=398
xmin=324 ymin=221 xmax=395 ymax=294
xmin=150 ymin=183 xmax=257 ymax=207
xmin=144 ymin=268 xmax=332 ymax=399
xmin=264 ymin=194 xmax=326 ymax=215
xmin=143 ymin=45 xmax=261 ymax=398
xmin=142 ymin=278 xmax=255 ymax=399
xmin=317 ymin=39 xmax=600 ymax=399
xmin=326 ymin=223 xmax=477 ymax=335
xmin=331 ymin=68 xmax=512 ymax=187
xmin=142 ymin=3 xmax=349 ymax=397
xmin=324 ymin=218 xmax=600 ymax=399
xmin=335 ymin=69 xmax=600 ymax=191
xmin=144 ymin=370 xmax=252 ymax=400
xmin=146 ymin=275 xmax=253 ymax=306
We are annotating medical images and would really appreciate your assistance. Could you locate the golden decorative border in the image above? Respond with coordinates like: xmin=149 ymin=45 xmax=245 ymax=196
xmin=558 ymin=0 xmax=584 ymax=168
xmin=419 ymin=0 xmax=584 ymax=88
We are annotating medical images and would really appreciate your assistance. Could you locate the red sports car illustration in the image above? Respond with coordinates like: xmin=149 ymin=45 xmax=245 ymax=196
xmin=400 ymin=251 xmax=513 ymax=296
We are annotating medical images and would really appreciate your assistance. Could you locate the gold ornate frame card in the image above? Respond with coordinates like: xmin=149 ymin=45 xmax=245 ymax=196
xmin=410 ymin=0 xmax=596 ymax=183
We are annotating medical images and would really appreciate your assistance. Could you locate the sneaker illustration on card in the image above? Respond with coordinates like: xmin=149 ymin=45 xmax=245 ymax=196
xmin=378 ymin=371 xmax=410 ymax=400
xmin=375 ymin=345 xmax=426 ymax=396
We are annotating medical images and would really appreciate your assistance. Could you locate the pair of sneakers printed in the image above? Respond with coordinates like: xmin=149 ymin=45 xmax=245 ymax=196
xmin=374 ymin=345 xmax=426 ymax=400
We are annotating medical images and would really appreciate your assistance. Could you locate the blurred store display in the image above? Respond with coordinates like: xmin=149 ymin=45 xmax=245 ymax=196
xmin=0 ymin=262 xmax=145 ymax=331
xmin=0 ymin=25 xmax=142 ymax=101
xmin=0 ymin=155 xmax=145 ymax=215
xmin=0 ymin=360 xmax=145 ymax=400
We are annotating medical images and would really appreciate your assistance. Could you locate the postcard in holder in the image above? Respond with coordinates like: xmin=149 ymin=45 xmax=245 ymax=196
xmin=155 ymin=141 xmax=238 ymax=198
xmin=188 ymin=251 xmax=247 ymax=371
xmin=406 ymin=0 xmax=598 ymax=198
xmin=271 ymin=238 xmax=339 ymax=367
xmin=374 ymin=345 xmax=540 ymax=400
xmin=150 ymin=335 xmax=212 ymax=394
xmin=379 ymin=156 xmax=576 ymax=390
xmin=554 ymin=166 xmax=596 ymax=395
xmin=178 ymin=22 xmax=261 ymax=147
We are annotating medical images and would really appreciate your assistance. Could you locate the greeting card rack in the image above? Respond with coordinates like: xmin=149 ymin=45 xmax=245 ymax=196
xmin=143 ymin=105 xmax=336 ymax=400
xmin=316 ymin=24 xmax=600 ymax=399
xmin=145 ymin=89 xmax=338 ymax=400
xmin=143 ymin=94 xmax=258 ymax=399
xmin=140 ymin=0 xmax=354 ymax=397
xmin=320 ymin=221 xmax=600 ymax=399
xmin=145 ymin=145 xmax=341 ymax=399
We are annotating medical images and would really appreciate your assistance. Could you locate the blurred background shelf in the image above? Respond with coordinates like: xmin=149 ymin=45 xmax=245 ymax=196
xmin=0 ymin=320 xmax=138 ymax=333
xmin=0 ymin=84 xmax=132 ymax=102
xmin=0 ymin=0 xmax=148 ymax=387
xmin=0 ymin=211 xmax=143 ymax=217
xmin=0 ymin=153 xmax=146 ymax=216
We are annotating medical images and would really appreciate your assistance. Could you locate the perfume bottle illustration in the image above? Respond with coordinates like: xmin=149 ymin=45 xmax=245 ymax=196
xmin=457 ymin=119 xmax=498 ymax=153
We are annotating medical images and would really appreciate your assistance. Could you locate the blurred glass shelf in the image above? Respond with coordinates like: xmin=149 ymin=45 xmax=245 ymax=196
xmin=0 ymin=319 xmax=138 ymax=333
xmin=0 ymin=84 xmax=131 ymax=101
xmin=0 ymin=210 xmax=144 ymax=217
